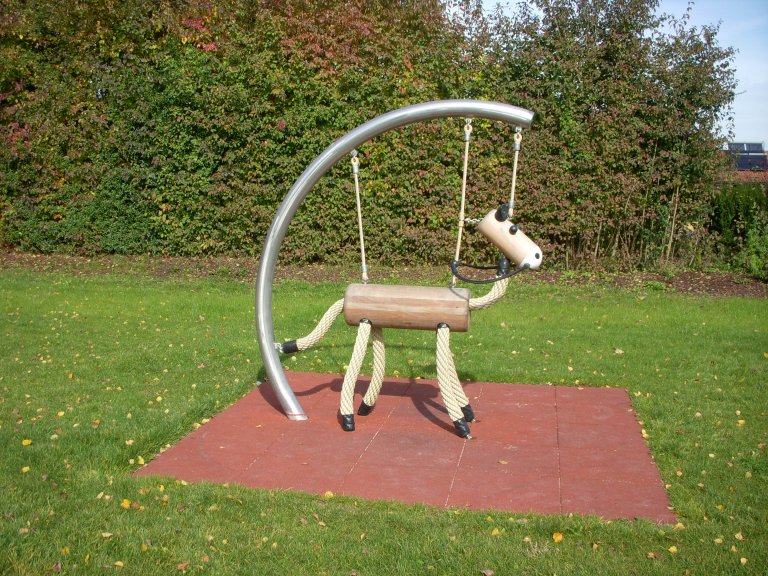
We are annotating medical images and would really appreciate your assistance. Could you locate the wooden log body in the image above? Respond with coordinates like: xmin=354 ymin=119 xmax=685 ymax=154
xmin=343 ymin=284 xmax=471 ymax=332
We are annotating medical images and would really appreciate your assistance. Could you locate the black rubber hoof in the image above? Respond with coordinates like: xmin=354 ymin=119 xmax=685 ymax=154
xmin=357 ymin=402 xmax=375 ymax=416
xmin=453 ymin=418 xmax=472 ymax=438
xmin=341 ymin=414 xmax=355 ymax=431
xmin=461 ymin=404 xmax=475 ymax=422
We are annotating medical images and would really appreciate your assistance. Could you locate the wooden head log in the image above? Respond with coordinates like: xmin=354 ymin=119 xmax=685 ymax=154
xmin=343 ymin=284 xmax=471 ymax=332
xmin=477 ymin=209 xmax=542 ymax=270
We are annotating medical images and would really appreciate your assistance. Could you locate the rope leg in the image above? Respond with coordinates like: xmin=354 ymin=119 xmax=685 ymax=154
xmin=436 ymin=324 xmax=474 ymax=418
xmin=339 ymin=320 xmax=372 ymax=431
xmin=436 ymin=324 xmax=473 ymax=438
xmin=359 ymin=326 xmax=385 ymax=416
xmin=445 ymin=332 xmax=475 ymax=422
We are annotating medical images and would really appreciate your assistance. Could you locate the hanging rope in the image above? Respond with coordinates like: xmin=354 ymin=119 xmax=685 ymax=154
xmin=351 ymin=150 xmax=368 ymax=283
xmin=452 ymin=119 xmax=473 ymax=287
xmin=508 ymin=128 xmax=523 ymax=219
xmin=450 ymin=126 xmax=529 ymax=285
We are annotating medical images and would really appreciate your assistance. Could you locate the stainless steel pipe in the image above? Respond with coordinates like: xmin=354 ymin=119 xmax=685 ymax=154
xmin=255 ymin=100 xmax=534 ymax=420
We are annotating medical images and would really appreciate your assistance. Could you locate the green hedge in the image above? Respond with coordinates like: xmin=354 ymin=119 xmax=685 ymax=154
xmin=712 ymin=182 xmax=768 ymax=278
xmin=1 ymin=0 xmax=741 ymax=271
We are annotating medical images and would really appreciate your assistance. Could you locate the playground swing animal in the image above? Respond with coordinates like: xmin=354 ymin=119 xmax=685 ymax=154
xmin=275 ymin=115 xmax=542 ymax=439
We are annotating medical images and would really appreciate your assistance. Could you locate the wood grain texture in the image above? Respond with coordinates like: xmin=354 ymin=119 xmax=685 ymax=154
xmin=343 ymin=284 xmax=471 ymax=331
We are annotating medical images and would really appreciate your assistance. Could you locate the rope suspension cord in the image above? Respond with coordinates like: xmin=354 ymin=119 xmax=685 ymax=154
xmin=508 ymin=128 xmax=523 ymax=218
xmin=450 ymin=125 xmax=532 ymax=285
xmin=351 ymin=150 xmax=368 ymax=284
xmin=452 ymin=119 xmax=473 ymax=287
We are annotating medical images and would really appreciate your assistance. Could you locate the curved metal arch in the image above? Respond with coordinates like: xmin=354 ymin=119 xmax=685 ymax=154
xmin=255 ymin=99 xmax=534 ymax=420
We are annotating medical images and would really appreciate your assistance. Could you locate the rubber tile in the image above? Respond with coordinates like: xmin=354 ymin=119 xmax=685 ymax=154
xmin=341 ymin=459 xmax=458 ymax=507
xmin=472 ymin=403 xmax=560 ymax=447
xmin=135 ymin=371 xmax=676 ymax=523
xmin=449 ymin=472 xmax=563 ymax=515
xmin=561 ymin=477 xmax=677 ymax=522
xmin=356 ymin=429 xmax=464 ymax=468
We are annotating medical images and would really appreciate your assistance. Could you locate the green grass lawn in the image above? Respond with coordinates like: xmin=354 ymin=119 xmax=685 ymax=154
xmin=1 ymin=268 xmax=766 ymax=575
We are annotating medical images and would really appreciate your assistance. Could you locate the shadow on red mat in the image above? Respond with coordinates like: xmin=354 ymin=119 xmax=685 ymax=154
xmin=135 ymin=371 xmax=677 ymax=523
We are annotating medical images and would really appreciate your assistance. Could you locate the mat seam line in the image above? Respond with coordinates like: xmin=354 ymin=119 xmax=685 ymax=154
xmin=555 ymin=386 xmax=563 ymax=515
xmin=340 ymin=378 xmax=405 ymax=488
xmin=444 ymin=381 xmax=482 ymax=508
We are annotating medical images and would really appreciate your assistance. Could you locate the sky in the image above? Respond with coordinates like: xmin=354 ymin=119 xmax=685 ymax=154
xmin=662 ymin=0 xmax=768 ymax=144
xmin=483 ymin=0 xmax=768 ymax=144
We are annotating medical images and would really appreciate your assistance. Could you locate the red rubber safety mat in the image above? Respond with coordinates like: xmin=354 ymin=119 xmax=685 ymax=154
xmin=136 ymin=371 xmax=676 ymax=523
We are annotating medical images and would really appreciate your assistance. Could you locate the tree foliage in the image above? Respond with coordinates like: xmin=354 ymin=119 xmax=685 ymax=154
xmin=484 ymin=0 xmax=736 ymax=267
xmin=0 ymin=0 xmax=740 ymax=270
